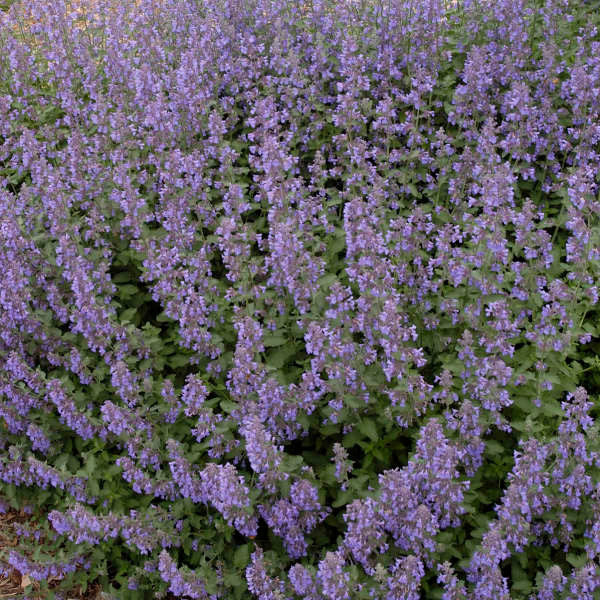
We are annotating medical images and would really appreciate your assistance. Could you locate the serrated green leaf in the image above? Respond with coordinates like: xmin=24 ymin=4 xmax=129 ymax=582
xmin=263 ymin=335 xmax=287 ymax=347
xmin=280 ymin=455 xmax=303 ymax=472
xmin=358 ymin=418 xmax=378 ymax=442
xmin=331 ymin=489 xmax=354 ymax=508
xmin=169 ymin=354 xmax=190 ymax=368
xmin=233 ymin=544 xmax=250 ymax=569
xmin=112 ymin=271 xmax=132 ymax=283
xmin=566 ymin=553 xmax=588 ymax=568
xmin=120 ymin=307 xmax=137 ymax=322
xmin=485 ymin=440 xmax=505 ymax=455
xmin=266 ymin=343 xmax=298 ymax=369
xmin=118 ymin=284 xmax=139 ymax=299
xmin=220 ymin=400 xmax=238 ymax=413
xmin=318 ymin=273 xmax=338 ymax=290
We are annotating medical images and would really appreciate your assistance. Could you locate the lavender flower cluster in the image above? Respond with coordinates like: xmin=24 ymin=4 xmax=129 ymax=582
xmin=0 ymin=0 xmax=600 ymax=598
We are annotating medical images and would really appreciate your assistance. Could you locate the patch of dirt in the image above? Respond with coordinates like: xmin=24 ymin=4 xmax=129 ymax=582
xmin=0 ymin=506 xmax=102 ymax=600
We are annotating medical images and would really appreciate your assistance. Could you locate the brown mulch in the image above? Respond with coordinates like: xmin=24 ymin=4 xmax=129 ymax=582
xmin=0 ymin=508 xmax=26 ymax=599
xmin=0 ymin=507 xmax=103 ymax=600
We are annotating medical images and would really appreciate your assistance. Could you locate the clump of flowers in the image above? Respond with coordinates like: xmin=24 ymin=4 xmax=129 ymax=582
xmin=0 ymin=0 xmax=599 ymax=598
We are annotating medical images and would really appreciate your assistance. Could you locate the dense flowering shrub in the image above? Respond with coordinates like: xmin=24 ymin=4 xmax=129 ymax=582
xmin=0 ymin=0 xmax=600 ymax=597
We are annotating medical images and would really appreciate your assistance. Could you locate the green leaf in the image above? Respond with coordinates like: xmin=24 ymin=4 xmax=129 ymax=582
xmin=84 ymin=454 xmax=97 ymax=475
xmin=88 ymin=478 xmax=100 ymax=497
xmin=280 ymin=455 xmax=303 ymax=473
xmin=233 ymin=544 xmax=250 ymax=569
xmin=485 ymin=440 xmax=505 ymax=455
xmin=223 ymin=572 xmax=245 ymax=588
xmin=220 ymin=400 xmax=238 ymax=413
xmin=541 ymin=400 xmax=563 ymax=417
xmin=331 ymin=488 xmax=354 ymax=508
xmin=343 ymin=427 xmax=363 ymax=448
xmin=120 ymin=307 xmax=137 ymax=322
xmin=318 ymin=273 xmax=337 ymax=290
xmin=511 ymin=579 xmax=532 ymax=594
xmin=328 ymin=234 xmax=346 ymax=254
xmin=263 ymin=335 xmax=287 ymax=347
xmin=112 ymin=271 xmax=132 ymax=283
xmin=54 ymin=453 xmax=70 ymax=470
xmin=566 ymin=553 xmax=588 ymax=568
xmin=169 ymin=354 xmax=190 ymax=368
xmin=118 ymin=284 xmax=139 ymax=299
xmin=511 ymin=559 xmax=531 ymax=593
xmin=266 ymin=343 xmax=298 ymax=369
xmin=358 ymin=418 xmax=378 ymax=442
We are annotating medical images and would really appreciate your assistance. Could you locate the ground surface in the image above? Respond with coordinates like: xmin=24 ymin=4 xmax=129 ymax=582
xmin=0 ymin=507 xmax=101 ymax=599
